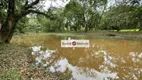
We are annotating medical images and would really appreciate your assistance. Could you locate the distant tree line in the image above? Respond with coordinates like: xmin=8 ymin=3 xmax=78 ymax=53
xmin=38 ymin=0 xmax=142 ymax=32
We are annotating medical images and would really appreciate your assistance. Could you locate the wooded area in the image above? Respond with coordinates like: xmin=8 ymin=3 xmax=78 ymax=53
xmin=0 ymin=0 xmax=142 ymax=43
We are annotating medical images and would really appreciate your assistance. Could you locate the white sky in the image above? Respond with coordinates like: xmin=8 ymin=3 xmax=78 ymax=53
xmin=107 ymin=0 xmax=115 ymax=7
xmin=43 ymin=0 xmax=70 ymax=10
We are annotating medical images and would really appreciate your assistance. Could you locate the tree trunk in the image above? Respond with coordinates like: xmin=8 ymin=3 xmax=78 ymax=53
xmin=84 ymin=23 xmax=88 ymax=33
xmin=139 ymin=22 xmax=142 ymax=31
xmin=0 ymin=16 xmax=17 ymax=43
xmin=139 ymin=27 xmax=142 ymax=31
xmin=0 ymin=0 xmax=20 ymax=44
xmin=83 ymin=19 xmax=88 ymax=32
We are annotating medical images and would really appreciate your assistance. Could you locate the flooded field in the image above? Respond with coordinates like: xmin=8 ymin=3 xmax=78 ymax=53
xmin=11 ymin=35 xmax=142 ymax=80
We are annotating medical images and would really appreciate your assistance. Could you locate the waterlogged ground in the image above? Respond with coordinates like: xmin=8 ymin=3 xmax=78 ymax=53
xmin=11 ymin=35 xmax=142 ymax=80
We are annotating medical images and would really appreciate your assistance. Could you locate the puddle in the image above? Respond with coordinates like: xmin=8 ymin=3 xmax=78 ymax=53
xmin=11 ymin=35 xmax=142 ymax=80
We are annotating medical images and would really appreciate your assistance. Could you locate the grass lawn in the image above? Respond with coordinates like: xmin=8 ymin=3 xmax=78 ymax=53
xmin=110 ymin=29 xmax=140 ymax=32
xmin=120 ymin=29 xmax=139 ymax=32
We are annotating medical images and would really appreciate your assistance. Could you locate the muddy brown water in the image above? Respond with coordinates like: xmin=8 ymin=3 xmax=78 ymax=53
xmin=11 ymin=35 xmax=142 ymax=80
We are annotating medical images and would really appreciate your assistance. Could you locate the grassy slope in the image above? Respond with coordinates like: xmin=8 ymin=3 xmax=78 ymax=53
xmin=0 ymin=44 xmax=30 ymax=80
xmin=0 ymin=44 xmax=71 ymax=80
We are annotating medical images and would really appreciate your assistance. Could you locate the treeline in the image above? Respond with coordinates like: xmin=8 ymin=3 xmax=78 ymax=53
xmin=12 ymin=0 xmax=142 ymax=33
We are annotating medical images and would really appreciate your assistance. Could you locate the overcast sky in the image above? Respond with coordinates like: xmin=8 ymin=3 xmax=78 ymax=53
xmin=43 ymin=0 xmax=70 ymax=10
xmin=107 ymin=0 xmax=115 ymax=7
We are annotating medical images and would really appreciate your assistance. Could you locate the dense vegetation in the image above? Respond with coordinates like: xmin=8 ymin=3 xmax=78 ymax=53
xmin=38 ymin=0 xmax=142 ymax=32
xmin=0 ymin=0 xmax=142 ymax=43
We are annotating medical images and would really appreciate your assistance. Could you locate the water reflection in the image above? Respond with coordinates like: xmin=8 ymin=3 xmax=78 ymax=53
xmin=31 ymin=46 xmax=118 ymax=80
xmin=12 ymin=35 xmax=142 ymax=80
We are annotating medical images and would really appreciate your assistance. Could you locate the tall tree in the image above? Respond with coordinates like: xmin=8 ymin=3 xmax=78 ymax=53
xmin=100 ymin=0 xmax=142 ymax=31
xmin=64 ymin=0 xmax=108 ymax=32
xmin=0 ymin=0 xmax=53 ymax=43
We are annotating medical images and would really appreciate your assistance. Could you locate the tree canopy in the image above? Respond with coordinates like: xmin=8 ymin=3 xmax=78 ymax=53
xmin=0 ymin=0 xmax=54 ymax=43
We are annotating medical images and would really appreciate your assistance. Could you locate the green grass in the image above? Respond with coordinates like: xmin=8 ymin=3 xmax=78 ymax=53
xmin=0 ymin=68 xmax=21 ymax=80
xmin=0 ymin=44 xmax=30 ymax=80
xmin=120 ymin=29 xmax=139 ymax=32
xmin=107 ymin=29 xmax=140 ymax=32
